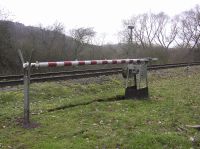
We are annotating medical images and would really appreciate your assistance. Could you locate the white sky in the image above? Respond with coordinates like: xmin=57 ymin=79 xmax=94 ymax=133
xmin=1 ymin=0 xmax=199 ymax=44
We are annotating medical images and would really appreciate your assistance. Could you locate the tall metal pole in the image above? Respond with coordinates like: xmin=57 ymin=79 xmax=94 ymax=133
xmin=128 ymin=25 xmax=134 ymax=43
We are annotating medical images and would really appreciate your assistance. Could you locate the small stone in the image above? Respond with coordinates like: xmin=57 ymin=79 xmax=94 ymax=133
xmin=100 ymin=120 xmax=103 ymax=124
xmin=189 ymin=136 xmax=195 ymax=142
xmin=86 ymin=138 xmax=89 ymax=143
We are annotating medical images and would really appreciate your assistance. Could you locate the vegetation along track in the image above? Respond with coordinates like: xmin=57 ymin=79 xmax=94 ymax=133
xmin=1 ymin=62 xmax=200 ymax=87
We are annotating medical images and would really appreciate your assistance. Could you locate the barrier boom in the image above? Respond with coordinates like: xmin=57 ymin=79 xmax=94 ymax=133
xmin=23 ymin=58 xmax=158 ymax=68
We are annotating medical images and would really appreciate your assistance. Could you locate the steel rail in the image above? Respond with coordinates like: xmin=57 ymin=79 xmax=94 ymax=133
xmin=0 ymin=67 xmax=122 ymax=80
xmin=0 ymin=70 xmax=122 ymax=87
xmin=1 ymin=62 xmax=200 ymax=80
xmin=0 ymin=62 xmax=200 ymax=87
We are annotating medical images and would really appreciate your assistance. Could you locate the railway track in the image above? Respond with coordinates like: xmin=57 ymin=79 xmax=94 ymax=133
xmin=1 ymin=62 xmax=200 ymax=87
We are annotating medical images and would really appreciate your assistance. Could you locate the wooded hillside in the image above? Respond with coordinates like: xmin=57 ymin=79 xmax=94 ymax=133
xmin=0 ymin=5 xmax=199 ymax=75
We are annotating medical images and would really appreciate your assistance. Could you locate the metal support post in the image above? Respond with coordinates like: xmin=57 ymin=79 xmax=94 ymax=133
xmin=125 ymin=67 xmax=129 ymax=88
xmin=134 ymin=74 xmax=137 ymax=88
xmin=18 ymin=49 xmax=34 ymax=127
xmin=23 ymin=66 xmax=30 ymax=127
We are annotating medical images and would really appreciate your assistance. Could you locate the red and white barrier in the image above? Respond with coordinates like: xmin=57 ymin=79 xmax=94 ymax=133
xmin=23 ymin=58 xmax=157 ymax=68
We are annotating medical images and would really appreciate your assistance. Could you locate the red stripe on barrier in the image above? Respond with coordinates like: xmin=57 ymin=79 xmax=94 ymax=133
xmin=64 ymin=61 xmax=72 ymax=66
xmin=102 ymin=60 xmax=108 ymax=64
xmin=48 ymin=62 xmax=57 ymax=67
xmin=112 ymin=60 xmax=117 ymax=64
xmin=78 ymin=61 xmax=85 ymax=65
xmin=91 ymin=60 xmax=97 ymax=65
xmin=129 ymin=60 xmax=134 ymax=64
xmin=121 ymin=60 xmax=126 ymax=63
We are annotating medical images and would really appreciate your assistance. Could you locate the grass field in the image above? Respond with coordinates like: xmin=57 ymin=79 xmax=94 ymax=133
xmin=0 ymin=68 xmax=200 ymax=148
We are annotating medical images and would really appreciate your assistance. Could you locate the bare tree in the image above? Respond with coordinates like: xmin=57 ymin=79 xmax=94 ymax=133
xmin=122 ymin=12 xmax=161 ymax=49
xmin=176 ymin=5 xmax=200 ymax=49
xmin=155 ymin=12 xmax=178 ymax=49
xmin=0 ymin=8 xmax=9 ymax=20
xmin=70 ymin=27 xmax=96 ymax=60
xmin=37 ymin=22 xmax=66 ymax=60
xmin=121 ymin=12 xmax=180 ymax=50
xmin=0 ymin=8 xmax=16 ymax=73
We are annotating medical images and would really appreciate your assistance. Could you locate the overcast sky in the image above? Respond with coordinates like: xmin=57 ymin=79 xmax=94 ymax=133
xmin=1 ymin=0 xmax=199 ymax=44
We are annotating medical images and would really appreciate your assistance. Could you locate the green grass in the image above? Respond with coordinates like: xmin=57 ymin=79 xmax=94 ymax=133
xmin=0 ymin=69 xmax=200 ymax=149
